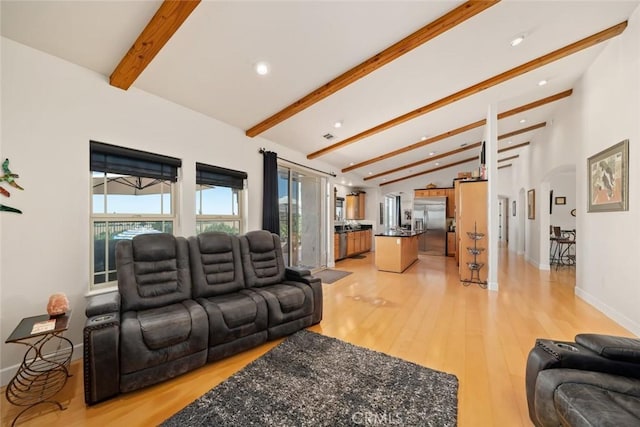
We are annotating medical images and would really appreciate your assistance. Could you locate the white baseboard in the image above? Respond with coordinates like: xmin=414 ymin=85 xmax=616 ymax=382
xmin=1 ymin=343 xmax=83 ymax=387
xmin=575 ymin=287 xmax=640 ymax=337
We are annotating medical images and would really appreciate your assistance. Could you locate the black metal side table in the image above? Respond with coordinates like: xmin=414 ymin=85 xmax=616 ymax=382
xmin=5 ymin=313 xmax=73 ymax=426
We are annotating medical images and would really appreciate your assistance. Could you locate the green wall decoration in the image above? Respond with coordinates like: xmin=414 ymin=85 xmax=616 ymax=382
xmin=0 ymin=158 xmax=24 ymax=214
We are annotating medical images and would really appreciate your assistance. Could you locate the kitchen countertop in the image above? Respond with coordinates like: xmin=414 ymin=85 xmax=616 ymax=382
xmin=374 ymin=230 xmax=426 ymax=237
xmin=334 ymin=224 xmax=373 ymax=234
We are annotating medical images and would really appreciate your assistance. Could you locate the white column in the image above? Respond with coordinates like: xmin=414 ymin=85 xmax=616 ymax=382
xmin=486 ymin=104 xmax=499 ymax=291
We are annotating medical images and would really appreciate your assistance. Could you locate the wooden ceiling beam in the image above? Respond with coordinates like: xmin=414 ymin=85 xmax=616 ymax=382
xmin=364 ymin=142 xmax=481 ymax=181
xmin=380 ymin=157 xmax=477 ymax=186
xmin=343 ymin=120 xmax=485 ymax=173
xmin=498 ymin=154 xmax=519 ymax=162
xmin=498 ymin=141 xmax=530 ymax=153
xmin=498 ymin=164 xmax=512 ymax=170
xmin=309 ymin=22 xmax=626 ymax=159
xmin=110 ymin=0 xmax=201 ymax=90
xmin=364 ymin=123 xmax=541 ymax=181
xmin=498 ymin=89 xmax=572 ymax=119
xmin=245 ymin=1 xmax=499 ymax=138
xmin=499 ymin=122 xmax=546 ymax=140
xmin=344 ymin=89 xmax=570 ymax=173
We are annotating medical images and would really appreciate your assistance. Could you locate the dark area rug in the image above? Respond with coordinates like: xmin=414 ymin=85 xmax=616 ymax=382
xmin=161 ymin=330 xmax=458 ymax=427
xmin=313 ymin=269 xmax=352 ymax=284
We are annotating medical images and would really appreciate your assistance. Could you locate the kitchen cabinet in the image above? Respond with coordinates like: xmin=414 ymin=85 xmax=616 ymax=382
xmin=338 ymin=229 xmax=372 ymax=259
xmin=446 ymin=188 xmax=456 ymax=217
xmin=347 ymin=232 xmax=356 ymax=256
xmin=346 ymin=193 xmax=366 ymax=220
xmin=456 ymin=180 xmax=488 ymax=282
xmin=447 ymin=232 xmax=456 ymax=257
xmin=415 ymin=188 xmax=448 ymax=198
xmin=375 ymin=234 xmax=419 ymax=273
xmin=415 ymin=188 xmax=456 ymax=217
xmin=334 ymin=234 xmax=339 ymax=261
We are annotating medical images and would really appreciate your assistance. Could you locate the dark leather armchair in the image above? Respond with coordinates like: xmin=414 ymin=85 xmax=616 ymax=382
xmin=188 ymin=232 xmax=268 ymax=362
xmin=526 ymin=334 xmax=640 ymax=426
xmin=239 ymin=230 xmax=322 ymax=339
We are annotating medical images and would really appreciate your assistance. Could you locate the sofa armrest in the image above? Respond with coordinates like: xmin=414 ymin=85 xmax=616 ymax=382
xmin=86 ymin=291 xmax=120 ymax=317
xmin=83 ymin=312 xmax=120 ymax=405
xmin=576 ymin=333 xmax=640 ymax=364
xmin=284 ymin=267 xmax=322 ymax=324
xmin=285 ymin=266 xmax=312 ymax=280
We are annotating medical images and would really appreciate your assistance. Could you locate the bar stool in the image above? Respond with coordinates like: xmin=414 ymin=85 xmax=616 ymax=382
xmin=555 ymin=230 xmax=576 ymax=270
xmin=550 ymin=226 xmax=562 ymax=265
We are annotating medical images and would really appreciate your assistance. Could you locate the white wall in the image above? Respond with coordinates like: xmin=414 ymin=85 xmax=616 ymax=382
xmin=0 ymin=37 xmax=345 ymax=382
xmin=573 ymin=6 xmax=640 ymax=336
xmin=505 ymin=5 xmax=640 ymax=335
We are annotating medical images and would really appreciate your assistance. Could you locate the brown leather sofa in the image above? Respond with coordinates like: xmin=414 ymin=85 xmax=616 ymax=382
xmin=83 ymin=230 xmax=322 ymax=405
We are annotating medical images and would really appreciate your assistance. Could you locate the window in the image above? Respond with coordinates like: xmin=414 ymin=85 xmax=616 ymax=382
xmin=195 ymin=162 xmax=247 ymax=235
xmin=90 ymin=141 xmax=181 ymax=290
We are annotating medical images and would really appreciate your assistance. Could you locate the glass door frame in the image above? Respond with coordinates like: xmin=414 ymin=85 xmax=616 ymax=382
xmin=277 ymin=163 xmax=328 ymax=273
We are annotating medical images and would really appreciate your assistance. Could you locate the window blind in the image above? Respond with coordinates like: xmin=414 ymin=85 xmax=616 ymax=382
xmin=90 ymin=140 xmax=181 ymax=182
xmin=196 ymin=162 xmax=247 ymax=189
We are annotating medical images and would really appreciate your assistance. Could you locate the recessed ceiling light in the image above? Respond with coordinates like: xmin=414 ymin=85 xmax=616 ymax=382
xmin=435 ymin=162 xmax=440 ymax=166
xmin=349 ymin=162 xmax=354 ymax=166
xmin=510 ymin=35 xmax=525 ymax=47
xmin=538 ymin=79 xmax=548 ymax=86
xmin=519 ymin=119 xmax=527 ymax=124
xmin=334 ymin=121 xmax=343 ymax=129
xmin=429 ymin=151 xmax=436 ymax=156
xmin=382 ymin=178 xmax=387 ymax=181
xmin=255 ymin=61 xmax=270 ymax=75
xmin=508 ymin=140 xmax=513 ymax=144
xmin=348 ymin=182 xmax=353 ymax=186
xmin=421 ymin=136 xmax=428 ymax=141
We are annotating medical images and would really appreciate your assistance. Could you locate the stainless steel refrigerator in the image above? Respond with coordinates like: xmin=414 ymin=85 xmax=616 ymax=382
xmin=413 ymin=197 xmax=447 ymax=255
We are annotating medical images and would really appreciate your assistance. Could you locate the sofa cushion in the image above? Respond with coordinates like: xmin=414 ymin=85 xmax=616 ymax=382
xmin=120 ymin=300 xmax=208 ymax=375
xmin=216 ymin=293 xmax=259 ymax=329
xmin=239 ymin=230 xmax=286 ymax=288
xmin=252 ymin=282 xmax=314 ymax=325
xmin=118 ymin=234 xmax=191 ymax=312
xmin=267 ymin=284 xmax=306 ymax=313
xmin=138 ymin=304 xmax=191 ymax=350
xmin=555 ymin=382 xmax=640 ymax=426
xmin=197 ymin=290 xmax=268 ymax=346
xmin=189 ymin=233 xmax=245 ymax=298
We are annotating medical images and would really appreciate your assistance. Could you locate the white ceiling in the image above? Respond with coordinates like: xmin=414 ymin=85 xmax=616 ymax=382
xmin=2 ymin=0 xmax=639 ymax=187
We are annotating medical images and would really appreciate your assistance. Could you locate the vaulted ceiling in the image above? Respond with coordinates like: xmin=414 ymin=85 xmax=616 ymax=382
xmin=2 ymin=0 xmax=639 ymax=187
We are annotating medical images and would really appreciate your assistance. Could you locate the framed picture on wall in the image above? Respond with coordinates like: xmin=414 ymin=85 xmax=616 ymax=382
xmin=588 ymin=139 xmax=629 ymax=212
xmin=527 ymin=189 xmax=535 ymax=220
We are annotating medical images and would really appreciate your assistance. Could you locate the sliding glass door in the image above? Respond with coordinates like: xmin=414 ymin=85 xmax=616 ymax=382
xmin=278 ymin=165 xmax=326 ymax=271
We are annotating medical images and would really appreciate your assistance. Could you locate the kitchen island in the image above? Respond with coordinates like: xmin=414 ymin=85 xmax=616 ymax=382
xmin=374 ymin=231 xmax=424 ymax=273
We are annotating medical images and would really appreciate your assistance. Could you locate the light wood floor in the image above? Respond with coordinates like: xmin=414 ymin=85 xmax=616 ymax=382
xmin=2 ymin=247 xmax=634 ymax=426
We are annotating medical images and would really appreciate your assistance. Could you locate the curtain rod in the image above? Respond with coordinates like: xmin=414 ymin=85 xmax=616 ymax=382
xmin=259 ymin=148 xmax=336 ymax=177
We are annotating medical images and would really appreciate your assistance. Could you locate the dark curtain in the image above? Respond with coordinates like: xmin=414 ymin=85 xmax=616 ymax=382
xmin=262 ymin=151 xmax=280 ymax=235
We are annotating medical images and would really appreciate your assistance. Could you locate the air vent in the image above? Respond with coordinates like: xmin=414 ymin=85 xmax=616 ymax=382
xmin=323 ymin=133 xmax=334 ymax=140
